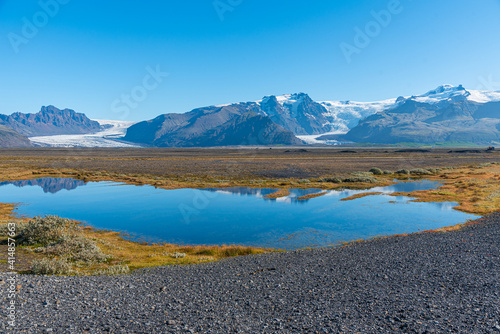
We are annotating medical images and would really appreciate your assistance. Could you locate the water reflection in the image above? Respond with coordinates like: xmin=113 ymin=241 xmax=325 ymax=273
xmin=203 ymin=180 xmax=441 ymax=203
xmin=203 ymin=187 xmax=325 ymax=203
xmin=0 ymin=178 xmax=86 ymax=194
xmin=0 ymin=178 xmax=476 ymax=249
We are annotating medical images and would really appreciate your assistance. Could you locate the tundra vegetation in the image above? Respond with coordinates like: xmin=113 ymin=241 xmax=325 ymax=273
xmin=0 ymin=149 xmax=499 ymax=275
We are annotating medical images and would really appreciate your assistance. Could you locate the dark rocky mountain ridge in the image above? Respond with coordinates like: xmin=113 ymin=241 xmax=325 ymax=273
xmin=344 ymin=98 xmax=500 ymax=145
xmin=124 ymin=103 xmax=302 ymax=147
xmin=0 ymin=105 xmax=102 ymax=137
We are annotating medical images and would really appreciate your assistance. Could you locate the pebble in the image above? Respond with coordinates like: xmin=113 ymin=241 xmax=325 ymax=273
xmin=1 ymin=213 xmax=499 ymax=333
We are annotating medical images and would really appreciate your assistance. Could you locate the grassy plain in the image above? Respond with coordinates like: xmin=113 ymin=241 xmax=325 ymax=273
xmin=0 ymin=147 xmax=498 ymax=274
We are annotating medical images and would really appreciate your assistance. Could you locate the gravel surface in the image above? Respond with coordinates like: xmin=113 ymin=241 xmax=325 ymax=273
xmin=1 ymin=214 xmax=499 ymax=333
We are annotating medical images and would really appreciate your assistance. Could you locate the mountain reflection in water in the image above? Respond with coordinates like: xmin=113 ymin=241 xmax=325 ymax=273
xmin=0 ymin=178 xmax=86 ymax=194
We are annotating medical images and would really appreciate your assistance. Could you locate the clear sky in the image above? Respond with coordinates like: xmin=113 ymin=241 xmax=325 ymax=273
xmin=1 ymin=0 xmax=499 ymax=121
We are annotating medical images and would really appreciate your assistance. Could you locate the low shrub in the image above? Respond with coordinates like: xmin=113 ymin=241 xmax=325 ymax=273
xmin=41 ymin=234 xmax=109 ymax=264
xmin=352 ymin=172 xmax=374 ymax=178
xmin=170 ymin=252 xmax=186 ymax=259
xmin=16 ymin=216 xmax=79 ymax=246
xmin=15 ymin=216 xmax=110 ymax=273
xmin=319 ymin=177 xmax=343 ymax=183
xmin=31 ymin=258 xmax=72 ymax=275
xmin=343 ymin=176 xmax=377 ymax=183
xmin=369 ymin=168 xmax=383 ymax=175
xmin=297 ymin=179 xmax=311 ymax=184
xmin=426 ymin=168 xmax=442 ymax=174
xmin=0 ymin=221 xmax=28 ymax=235
xmin=410 ymin=168 xmax=433 ymax=175
xmin=383 ymin=170 xmax=393 ymax=175
xmin=396 ymin=169 xmax=410 ymax=175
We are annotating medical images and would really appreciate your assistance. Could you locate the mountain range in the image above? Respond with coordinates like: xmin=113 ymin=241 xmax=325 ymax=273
xmin=343 ymin=85 xmax=500 ymax=144
xmin=1 ymin=85 xmax=499 ymax=147
xmin=0 ymin=105 xmax=102 ymax=137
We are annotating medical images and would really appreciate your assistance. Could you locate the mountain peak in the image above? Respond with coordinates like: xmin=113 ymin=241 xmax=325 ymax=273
xmin=275 ymin=92 xmax=311 ymax=104
xmin=412 ymin=84 xmax=469 ymax=103
xmin=404 ymin=84 xmax=500 ymax=105
xmin=422 ymin=84 xmax=466 ymax=96
xmin=40 ymin=105 xmax=71 ymax=114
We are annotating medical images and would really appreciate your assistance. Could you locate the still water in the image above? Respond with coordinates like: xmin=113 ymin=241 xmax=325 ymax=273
xmin=0 ymin=178 xmax=477 ymax=249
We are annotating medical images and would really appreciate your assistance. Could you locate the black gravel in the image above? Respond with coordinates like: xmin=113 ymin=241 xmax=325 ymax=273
xmin=1 ymin=214 xmax=499 ymax=333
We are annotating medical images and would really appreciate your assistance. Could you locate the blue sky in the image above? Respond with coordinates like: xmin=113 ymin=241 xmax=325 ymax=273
xmin=1 ymin=0 xmax=499 ymax=121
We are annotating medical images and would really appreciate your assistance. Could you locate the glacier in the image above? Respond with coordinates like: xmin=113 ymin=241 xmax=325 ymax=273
xmin=29 ymin=120 xmax=139 ymax=148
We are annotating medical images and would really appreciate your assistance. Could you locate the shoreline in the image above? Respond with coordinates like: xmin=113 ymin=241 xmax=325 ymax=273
xmin=2 ymin=212 xmax=498 ymax=332
xmin=0 ymin=190 xmax=482 ymax=276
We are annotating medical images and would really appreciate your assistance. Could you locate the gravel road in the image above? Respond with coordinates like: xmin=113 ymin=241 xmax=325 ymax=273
xmin=1 ymin=214 xmax=499 ymax=333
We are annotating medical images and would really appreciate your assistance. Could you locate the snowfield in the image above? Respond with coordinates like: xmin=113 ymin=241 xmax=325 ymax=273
xmin=297 ymin=131 xmax=345 ymax=145
xmin=29 ymin=120 xmax=139 ymax=148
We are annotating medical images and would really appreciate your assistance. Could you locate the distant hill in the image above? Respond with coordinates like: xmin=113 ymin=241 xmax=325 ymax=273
xmin=0 ymin=105 xmax=102 ymax=137
xmin=0 ymin=124 xmax=32 ymax=147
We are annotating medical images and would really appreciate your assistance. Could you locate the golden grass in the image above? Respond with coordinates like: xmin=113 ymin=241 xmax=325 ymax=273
xmin=340 ymin=192 xmax=383 ymax=201
xmin=296 ymin=192 xmax=328 ymax=200
xmin=0 ymin=162 xmax=397 ymax=193
xmin=264 ymin=189 xmax=291 ymax=199
xmin=387 ymin=164 xmax=500 ymax=214
xmin=0 ymin=203 xmax=17 ymax=220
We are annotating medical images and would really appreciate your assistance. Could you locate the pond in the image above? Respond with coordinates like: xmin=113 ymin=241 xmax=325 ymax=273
xmin=0 ymin=178 xmax=477 ymax=249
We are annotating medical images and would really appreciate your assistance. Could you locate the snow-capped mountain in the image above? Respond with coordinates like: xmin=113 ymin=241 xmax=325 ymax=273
xmin=122 ymin=85 xmax=500 ymax=147
xmin=258 ymin=93 xmax=332 ymax=135
xmin=343 ymin=85 xmax=500 ymax=145
xmin=318 ymin=84 xmax=500 ymax=132
xmin=319 ymin=85 xmax=500 ymax=136
xmin=256 ymin=93 xmax=393 ymax=134
xmin=407 ymin=84 xmax=500 ymax=105
xmin=3 ymin=84 xmax=500 ymax=147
